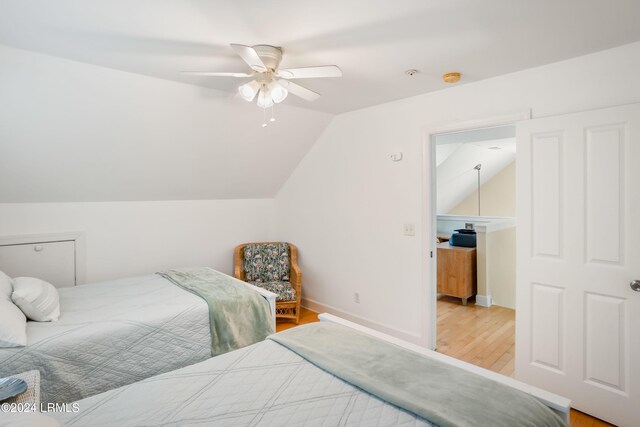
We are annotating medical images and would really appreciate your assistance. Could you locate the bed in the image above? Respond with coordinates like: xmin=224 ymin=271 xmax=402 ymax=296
xmin=0 ymin=268 xmax=276 ymax=405
xmin=51 ymin=314 xmax=570 ymax=427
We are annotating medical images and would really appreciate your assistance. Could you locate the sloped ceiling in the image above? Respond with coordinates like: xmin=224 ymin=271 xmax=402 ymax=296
xmin=1 ymin=1 xmax=640 ymax=114
xmin=436 ymin=127 xmax=516 ymax=214
xmin=2 ymin=1 xmax=640 ymax=203
xmin=0 ymin=45 xmax=333 ymax=202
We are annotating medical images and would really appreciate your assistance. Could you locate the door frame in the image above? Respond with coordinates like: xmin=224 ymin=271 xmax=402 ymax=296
xmin=420 ymin=110 xmax=531 ymax=350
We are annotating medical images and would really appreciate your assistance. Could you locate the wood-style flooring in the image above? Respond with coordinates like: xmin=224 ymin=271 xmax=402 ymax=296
xmin=436 ymin=296 xmax=516 ymax=376
xmin=284 ymin=304 xmax=613 ymax=426
xmin=436 ymin=296 xmax=613 ymax=426
xmin=275 ymin=307 xmax=319 ymax=333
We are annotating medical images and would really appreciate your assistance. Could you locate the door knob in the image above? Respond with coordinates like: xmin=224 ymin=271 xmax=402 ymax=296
xmin=34 ymin=245 xmax=43 ymax=252
xmin=631 ymin=280 xmax=640 ymax=292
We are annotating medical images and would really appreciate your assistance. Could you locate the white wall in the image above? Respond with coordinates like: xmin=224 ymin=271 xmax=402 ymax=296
xmin=448 ymin=161 xmax=516 ymax=217
xmin=436 ymin=131 xmax=516 ymax=215
xmin=0 ymin=44 xmax=333 ymax=202
xmin=275 ymin=41 xmax=640 ymax=344
xmin=0 ymin=200 xmax=275 ymax=284
xmin=0 ymin=45 xmax=313 ymax=288
xmin=485 ymin=226 xmax=516 ymax=309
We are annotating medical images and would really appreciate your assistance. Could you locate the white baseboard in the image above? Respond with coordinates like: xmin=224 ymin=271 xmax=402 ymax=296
xmin=475 ymin=294 xmax=492 ymax=307
xmin=301 ymin=297 xmax=422 ymax=345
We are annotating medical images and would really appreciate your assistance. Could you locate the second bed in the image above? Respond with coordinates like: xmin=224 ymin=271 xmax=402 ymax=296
xmin=0 ymin=267 xmax=276 ymax=404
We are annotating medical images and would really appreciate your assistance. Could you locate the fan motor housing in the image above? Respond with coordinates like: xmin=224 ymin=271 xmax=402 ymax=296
xmin=252 ymin=45 xmax=283 ymax=71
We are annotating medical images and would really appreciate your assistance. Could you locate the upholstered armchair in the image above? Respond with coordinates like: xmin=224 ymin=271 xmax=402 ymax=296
xmin=234 ymin=242 xmax=302 ymax=324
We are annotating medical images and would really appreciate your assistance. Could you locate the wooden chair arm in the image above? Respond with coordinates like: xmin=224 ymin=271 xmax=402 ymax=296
xmin=288 ymin=243 xmax=302 ymax=295
xmin=233 ymin=244 xmax=246 ymax=281
xmin=290 ymin=264 xmax=302 ymax=289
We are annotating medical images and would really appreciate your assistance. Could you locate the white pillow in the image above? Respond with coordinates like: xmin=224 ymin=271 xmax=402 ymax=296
xmin=0 ymin=270 xmax=13 ymax=300
xmin=0 ymin=298 xmax=27 ymax=347
xmin=11 ymin=277 xmax=60 ymax=322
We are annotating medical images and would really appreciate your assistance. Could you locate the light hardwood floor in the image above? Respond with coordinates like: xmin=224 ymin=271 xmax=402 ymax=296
xmin=436 ymin=296 xmax=613 ymax=427
xmin=436 ymin=296 xmax=516 ymax=376
xmin=284 ymin=304 xmax=612 ymax=426
xmin=275 ymin=307 xmax=319 ymax=333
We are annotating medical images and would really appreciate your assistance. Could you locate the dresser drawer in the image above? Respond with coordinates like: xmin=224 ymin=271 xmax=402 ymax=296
xmin=0 ymin=240 xmax=76 ymax=288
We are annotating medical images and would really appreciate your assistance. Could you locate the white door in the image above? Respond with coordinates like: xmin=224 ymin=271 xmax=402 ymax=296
xmin=516 ymin=104 xmax=640 ymax=426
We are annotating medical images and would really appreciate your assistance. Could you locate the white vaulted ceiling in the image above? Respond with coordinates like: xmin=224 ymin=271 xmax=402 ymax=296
xmin=1 ymin=1 xmax=640 ymax=203
xmin=436 ymin=127 xmax=516 ymax=214
xmin=0 ymin=45 xmax=333 ymax=202
xmin=1 ymin=0 xmax=640 ymax=114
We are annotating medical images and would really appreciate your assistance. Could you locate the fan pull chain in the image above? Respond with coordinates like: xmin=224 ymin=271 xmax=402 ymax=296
xmin=261 ymin=105 xmax=276 ymax=127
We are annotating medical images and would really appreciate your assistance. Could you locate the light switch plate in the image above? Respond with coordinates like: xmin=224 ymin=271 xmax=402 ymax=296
xmin=403 ymin=223 xmax=415 ymax=236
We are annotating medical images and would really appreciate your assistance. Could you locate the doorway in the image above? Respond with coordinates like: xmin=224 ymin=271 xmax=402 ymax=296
xmin=422 ymin=104 xmax=640 ymax=426
xmin=430 ymin=124 xmax=518 ymax=375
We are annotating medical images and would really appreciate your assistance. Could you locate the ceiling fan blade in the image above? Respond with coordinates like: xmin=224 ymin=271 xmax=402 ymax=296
xmin=281 ymin=80 xmax=321 ymax=101
xmin=181 ymin=71 xmax=253 ymax=77
xmin=276 ymin=65 xmax=342 ymax=79
xmin=230 ymin=44 xmax=267 ymax=73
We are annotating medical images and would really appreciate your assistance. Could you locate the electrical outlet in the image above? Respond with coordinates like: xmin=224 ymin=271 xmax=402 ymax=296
xmin=403 ymin=223 xmax=415 ymax=236
xmin=354 ymin=292 xmax=360 ymax=303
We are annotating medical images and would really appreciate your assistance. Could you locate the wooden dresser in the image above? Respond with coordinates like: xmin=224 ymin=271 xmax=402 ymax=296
xmin=437 ymin=242 xmax=477 ymax=305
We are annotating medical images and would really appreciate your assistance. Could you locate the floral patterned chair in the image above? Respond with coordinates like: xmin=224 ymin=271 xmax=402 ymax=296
xmin=234 ymin=242 xmax=302 ymax=324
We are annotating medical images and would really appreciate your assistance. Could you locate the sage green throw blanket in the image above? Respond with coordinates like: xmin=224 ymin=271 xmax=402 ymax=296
xmin=269 ymin=323 xmax=566 ymax=427
xmin=158 ymin=267 xmax=274 ymax=355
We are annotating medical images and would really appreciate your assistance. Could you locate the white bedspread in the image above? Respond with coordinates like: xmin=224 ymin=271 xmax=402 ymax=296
xmin=55 ymin=340 xmax=432 ymax=427
xmin=0 ymin=274 xmax=211 ymax=404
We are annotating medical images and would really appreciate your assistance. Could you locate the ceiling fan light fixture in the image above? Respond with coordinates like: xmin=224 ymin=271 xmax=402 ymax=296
xmin=238 ymin=80 xmax=260 ymax=102
xmin=185 ymin=43 xmax=342 ymax=124
xmin=256 ymin=85 xmax=274 ymax=109
xmin=270 ymin=80 xmax=288 ymax=103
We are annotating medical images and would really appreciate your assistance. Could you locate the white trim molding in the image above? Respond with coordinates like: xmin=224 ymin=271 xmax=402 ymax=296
xmin=421 ymin=109 xmax=531 ymax=349
xmin=437 ymin=215 xmax=516 ymax=233
xmin=302 ymin=297 xmax=421 ymax=345
xmin=0 ymin=231 xmax=83 ymax=246
xmin=475 ymin=294 xmax=493 ymax=307
xmin=0 ymin=231 xmax=86 ymax=285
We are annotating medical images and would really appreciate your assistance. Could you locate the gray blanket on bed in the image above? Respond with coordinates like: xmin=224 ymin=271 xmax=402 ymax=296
xmin=269 ymin=323 xmax=566 ymax=427
xmin=158 ymin=267 xmax=274 ymax=355
xmin=0 ymin=274 xmax=212 ymax=404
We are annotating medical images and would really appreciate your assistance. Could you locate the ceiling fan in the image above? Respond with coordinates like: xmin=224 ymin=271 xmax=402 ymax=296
xmin=181 ymin=44 xmax=342 ymax=110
